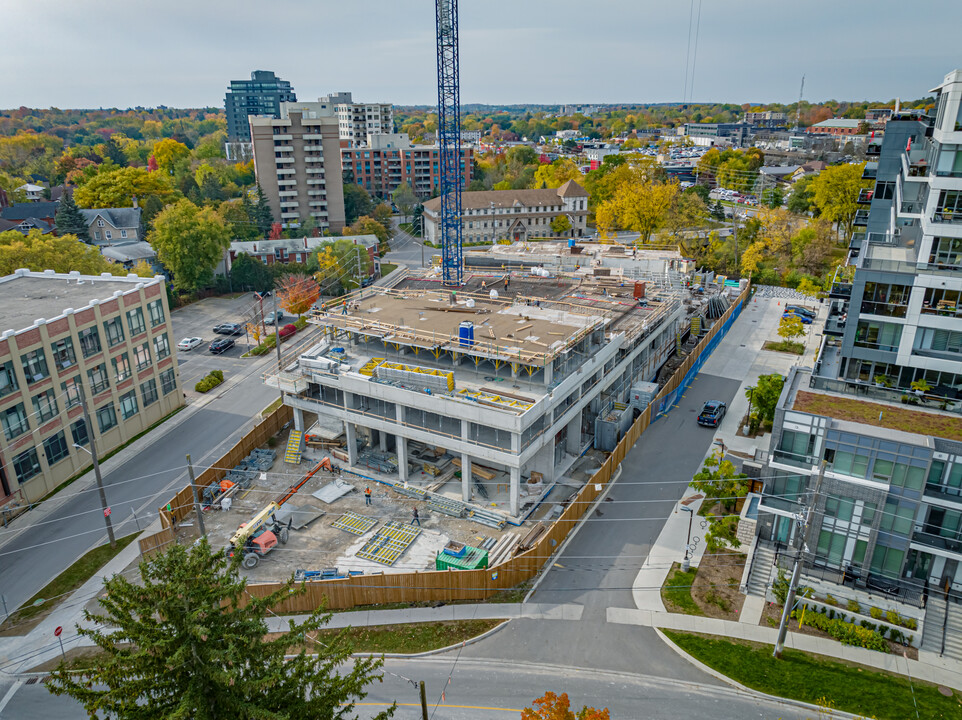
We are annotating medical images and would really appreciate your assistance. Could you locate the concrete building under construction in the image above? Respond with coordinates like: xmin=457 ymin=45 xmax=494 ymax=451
xmin=265 ymin=259 xmax=734 ymax=521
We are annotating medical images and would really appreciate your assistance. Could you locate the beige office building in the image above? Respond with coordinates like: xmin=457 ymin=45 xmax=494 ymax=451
xmin=250 ymin=102 xmax=346 ymax=232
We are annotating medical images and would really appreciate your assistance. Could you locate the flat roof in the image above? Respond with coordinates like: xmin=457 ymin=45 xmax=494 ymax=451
xmin=0 ymin=270 xmax=158 ymax=334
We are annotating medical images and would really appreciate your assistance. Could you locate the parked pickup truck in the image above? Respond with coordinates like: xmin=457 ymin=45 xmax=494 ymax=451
xmin=697 ymin=400 xmax=727 ymax=428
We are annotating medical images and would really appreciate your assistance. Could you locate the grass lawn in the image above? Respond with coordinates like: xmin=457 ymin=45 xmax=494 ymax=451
xmin=794 ymin=390 xmax=962 ymax=442
xmin=380 ymin=262 xmax=398 ymax=276
xmin=660 ymin=564 xmax=703 ymax=616
xmin=29 ymin=619 xmax=504 ymax=672
xmin=261 ymin=397 xmax=284 ymax=416
xmin=762 ymin=340 xmax=805 ymax=355
xmin=664 ymin=631 xmax=962 ymax=720
xmin=0 ymin=533 xmax=139 ymax=635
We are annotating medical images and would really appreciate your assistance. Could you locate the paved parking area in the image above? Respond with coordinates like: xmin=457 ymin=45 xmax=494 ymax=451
xmin=170 ymin=293 xmax=271 ymax=394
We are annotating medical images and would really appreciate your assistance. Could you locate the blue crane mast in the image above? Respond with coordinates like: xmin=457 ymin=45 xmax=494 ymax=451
xmin=435 ymin=0 xmax=463 ymax=286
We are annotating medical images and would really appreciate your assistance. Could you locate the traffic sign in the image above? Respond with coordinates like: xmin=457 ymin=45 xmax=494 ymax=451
xmin=54 ymin=626 xmax=62 ymax=637
xmin=104 ymin=507 xmax=111 ymax=517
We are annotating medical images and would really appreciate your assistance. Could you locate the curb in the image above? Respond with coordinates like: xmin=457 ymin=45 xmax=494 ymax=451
xmin=351 ymin=618 xmax=511 ymax=659
xmin=653 ymin=626 xmax=863 ymax=720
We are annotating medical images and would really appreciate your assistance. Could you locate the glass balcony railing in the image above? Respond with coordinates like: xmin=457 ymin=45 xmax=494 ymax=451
xmin=771 ymin=449 xmax=816 ymax=469
xmin=853 ymin=210 xmax=870 ymax=226
xmin=924 ymin=482 xmax=962 ymax=502
xmin=912 ymin=528 xmax=962 ymax=556
xmin=857 ymin=189 xmax=874 ymax=204
xmin=932 ymin=211 xmax=962 ymax=225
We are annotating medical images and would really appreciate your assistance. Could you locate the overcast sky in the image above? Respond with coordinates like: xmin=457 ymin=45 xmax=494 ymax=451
xmin=3 ymin=1 xmax=960 ymax=109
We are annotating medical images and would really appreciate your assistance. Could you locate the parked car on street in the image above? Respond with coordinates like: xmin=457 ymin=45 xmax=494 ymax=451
xmin=784 ymin=305 xmax=817 ymax=320
xmin=177 ymin=337 xmax=203 ymax=351
xmin=264 ymin=310 xmax=285 ymax=325
xmin=213 ymin=322 xmax=244 ymax=336
xmin=209 ymin=337 xmax=235 ymax=354
xmin=697 ymin=400 xmax=727 ymax=427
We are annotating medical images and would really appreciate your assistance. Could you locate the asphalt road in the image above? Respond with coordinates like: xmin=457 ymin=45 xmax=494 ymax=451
xmin=386 ymin=218 xmax=427 ymax=268
xmin=0 ymin=657 xmax=815 ymax=719
xmin=0 ymin=295 xmax=281 ymax=614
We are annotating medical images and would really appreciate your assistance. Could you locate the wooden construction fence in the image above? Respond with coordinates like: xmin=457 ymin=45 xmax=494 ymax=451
xmin=240 ymin=286 xmax=749 ymax=611
xmin=158 ymin=404 xmax=293 ymax=529
xmin=138 ymin=525 xmax=175 ymax=559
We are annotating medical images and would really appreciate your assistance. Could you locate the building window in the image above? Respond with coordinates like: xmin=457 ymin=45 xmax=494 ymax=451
xmin=112 ymin=353 xmax=131 ymax=382
xmin=96 ymin=404 xmax=117 ymax=433
xmin=160 ymin=368 xmax=177 ymax=395
xmin=134 ymin=342 xmax=151 ymax=371
xmin=97 ymin=219 xmax=105 ymax=228
xmin=51 ymin=337 xmax=76 ymax=370
xmin=71 ymin=418 xmax=89 ymax=447
xmin=32 ymin=388 xmax=58 ymax=423
xmin=21 ymin=349 xmax=49 ymax=384
xmin=153 ymin=333 xmax=170 ymax=360
xmin=1 ymin=403 xmax=29 ymax=440
xmin=103 ymin=317 xmax=125 ymax=347
xmin=105 ymin=231 xmax=112 ymax=240
xmin=61 ymin=376 xmax=82 ymax=408
xmin=87 ymin=363 xmax=110 ymax=394
xmin=861 ymin=283 xmax=910 ymax=318
xmin=141 ymin=378 xmax=158 ymax=407
xmin=12 ymin=448 xmax=41 ymax=483
xmin=119 ymin=390 xmax=138 ymax=420
xmin=853 ymin=321 xmax=902 ymax=352
xmin=43 ymin=431 xmax=70 ymax=466
xmin=126 ymin=308 xmax=146 ymax=336
xmin=78 ymin=326 xmax=102 ymax=358
xmin=121 ymin=229 xmax=128 ymax=239
xmin=147 ymin=299 xmax=165 ymax=327
xmin=0 ymin=361 xmax=18 ymax=398
xmin=869 ymin=545 xmax=905 ymax=579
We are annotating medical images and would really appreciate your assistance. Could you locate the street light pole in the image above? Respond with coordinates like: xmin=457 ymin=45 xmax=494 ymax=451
xmin=680 ymin=505 xmax=694 ymax=572
xmin=76 ymin=384 xmax=115 ymax=548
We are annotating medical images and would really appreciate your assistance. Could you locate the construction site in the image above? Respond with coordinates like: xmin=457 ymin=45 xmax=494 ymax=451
xmin=151 ymin=255 xmax=737 ymax=583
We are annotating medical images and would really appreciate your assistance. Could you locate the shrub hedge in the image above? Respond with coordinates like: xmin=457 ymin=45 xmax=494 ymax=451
xmin=793 ymin=609 xmax=889 ymax=652
xmin=195 ymin=370 xmax=224 ymax=393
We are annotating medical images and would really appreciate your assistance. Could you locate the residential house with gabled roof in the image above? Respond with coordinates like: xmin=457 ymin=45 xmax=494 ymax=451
xmin=422 ymin=179 xmax=589 ymax=245
xmin=79 ymin=208 xmax=143 ymax=246
xmin=0 ymin=218 xmax=54 ymax=236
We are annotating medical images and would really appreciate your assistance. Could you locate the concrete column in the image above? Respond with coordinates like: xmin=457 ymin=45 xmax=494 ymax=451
xmin=344 ymin=421 xmax=357 ymax=466
xmin=378 ymin=430 xmax=387 ymax=452
xmin=510 ymin=466 xmax=521 ymax=517
xmin=461 ymin=453 xmax=472 ymax=502
xmin=397 ymin=435 xmax=408 ymax=482
xmin=544 ymin=360 xmax=554 ymax=387
xmin=566 ymin=412 xmax=582 ymax=455
xmin=293 ymin=407 xmax=305 ymax=433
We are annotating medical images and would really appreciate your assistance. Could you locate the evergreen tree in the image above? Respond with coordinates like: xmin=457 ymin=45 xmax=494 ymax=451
xmin=54 ymin=190 xmax=90 ymax=240
xmin=47 ymin=538 xmax=393 ymax=720
xmin=103 ymin=137 xmax=128 ymax=167
xmin=255 ymin=184 xmax=274 ymax=238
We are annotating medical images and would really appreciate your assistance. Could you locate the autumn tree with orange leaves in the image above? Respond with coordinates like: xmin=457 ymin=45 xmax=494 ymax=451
xmin=276 ymin=273 xmax=320 ymax=317
xmin=521 ymin=691 xmax=610 ymax=720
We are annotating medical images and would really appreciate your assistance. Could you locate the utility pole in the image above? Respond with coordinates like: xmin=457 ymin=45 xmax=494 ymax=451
xmin=77 ymin=383 xmax=115 ymax=548
xmin=419 ymin=681 xmax=428 ymax=720
xmin=774 ymin=460 xmax=826 ymax=658
xmin=186 ymin=454 xmax=205 ymax=538
xmin=272 ymin=293 xmax=284 ymax=404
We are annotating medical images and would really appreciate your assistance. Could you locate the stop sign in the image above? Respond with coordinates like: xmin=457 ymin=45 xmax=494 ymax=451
xmin=54 ymin=626 xmax=62 ymax=637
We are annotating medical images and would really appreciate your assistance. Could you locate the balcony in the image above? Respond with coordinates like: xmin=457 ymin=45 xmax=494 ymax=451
xmin=823 ymin=313 xmax=847 ymax=336
xmin=866 ymin=143 xmax=882 ymax=157
xmin=853 ymin=209 xmax=870 ymax=226
xmin=862 ymin=162 xmax=878 ymax=180
xmin=275 ymin=156 xmax=295 ymax=164
xmin=771 ymin=448 xmax=817 ymax=470
xmin=849 ymin=230 xmax=865 ymax=251
xmin=932 ymin=211 xmax=962 ymax=225
xmin=924 ymin=482 xmax=962 ymax=504
xmin=912 ymin=528 xmax=962 ymax=556
xmin=857 ymin=189 xmax=874 ymax=204
xmin=860 ymin=300 xmax=907 ymax=318
xmin=900 ymin=200 xmax=923 ymax=214
xmin=830 ymin=281 xmax=852 ymax=299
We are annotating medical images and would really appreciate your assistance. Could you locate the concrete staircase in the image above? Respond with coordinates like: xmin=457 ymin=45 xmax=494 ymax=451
xmin=284 ymin=430 xmax=304 ymax=464
xmin=746 ymin=542 xmax=777 ymax=598
xmin=944 ymin=600 xmax=962 ymax=661
xmin=921 ymin=595 xmax=946 ymax=655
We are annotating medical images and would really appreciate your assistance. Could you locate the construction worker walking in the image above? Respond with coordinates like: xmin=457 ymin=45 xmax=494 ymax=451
xmin=364 ymin=487 xmax=372 ymax=505
xmin=412 ymin=506 xmax=421 ymax=526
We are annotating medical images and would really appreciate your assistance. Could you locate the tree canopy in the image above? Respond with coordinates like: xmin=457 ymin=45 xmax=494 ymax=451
xmin=0 ymin=230 xmax=123 ymax=276
xmin=54 ymin=190 xmax=90 ymax=239
xmin=230 ymin=253 xmax=273 ymax=293
xmin=343 ymin=184 xmax=375 ymax=225
xmin=811 ymin=162 xmax=871 ymax=239
xmin=74 ymin=166 xmax=178 ymax=209
xmin=47 ymin=537 xmax=393 ymax=720
xmin=148 ymin=199 xmax=231 ymax=292
xmin=277 ymin=273 xmax=320 ymax=316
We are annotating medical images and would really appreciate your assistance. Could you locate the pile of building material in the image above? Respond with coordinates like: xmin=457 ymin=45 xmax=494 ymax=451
xmin=374 ymin=361 xmax=455 ymax=392
xmin=517 ymin=522 xmax=547 ymax=551
xmin=355 ymin=521 xmax=422 ymax=565
xmin=312 ymin=479 xmax=355 ymax=504
xmin=358 ymin=449 xmax=398 ymax=474
xmin=488 ymin=532 xmax=522 ymax=566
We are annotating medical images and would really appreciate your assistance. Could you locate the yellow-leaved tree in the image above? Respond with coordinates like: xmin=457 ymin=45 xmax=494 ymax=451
xmin=0 ymin=230 xmax=123 ymax=276
xmin=595 ymin=179 xmax=679 ymax=245
xmin=276 ymin=274 xmax=320 ymax=318
xmin=533 ymin=158 xmax=581 ymax=189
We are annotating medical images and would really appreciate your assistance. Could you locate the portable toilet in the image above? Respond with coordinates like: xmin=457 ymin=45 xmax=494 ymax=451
xmin=459 ymin=321 xmax=475 ymax=347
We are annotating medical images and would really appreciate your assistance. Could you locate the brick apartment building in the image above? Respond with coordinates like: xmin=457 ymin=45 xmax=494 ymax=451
xmin=342 ymin=133 xmax=473 ymax=200
xmin=250 ymin=101 xmax=346 ymax=231
xmin=0 ymin=270 xmax=183 ymax=504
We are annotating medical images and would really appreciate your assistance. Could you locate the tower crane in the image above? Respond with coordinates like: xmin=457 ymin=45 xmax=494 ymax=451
xmin=794 ymin=75 xmax=805 ymax=133
xmin=436 ymin=0 xmax=463 ymax=286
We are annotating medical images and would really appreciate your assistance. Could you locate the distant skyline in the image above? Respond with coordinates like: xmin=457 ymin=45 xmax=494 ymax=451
xmin=2 ymin=1 xmax=960 ymax=109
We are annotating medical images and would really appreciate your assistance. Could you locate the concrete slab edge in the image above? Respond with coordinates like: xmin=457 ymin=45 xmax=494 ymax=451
xmin=652 ymin=626 xmax=863 ymax=720
xmin=523 ymin=464 xmax=623 ymax=603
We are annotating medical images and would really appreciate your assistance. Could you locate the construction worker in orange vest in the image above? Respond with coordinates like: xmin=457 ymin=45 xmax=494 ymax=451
xmin=364 ymin=487 xmax=372 ymax=505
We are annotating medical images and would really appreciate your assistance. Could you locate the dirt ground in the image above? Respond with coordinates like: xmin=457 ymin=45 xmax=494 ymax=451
xmin=691 ymin=551 xmax=746 ymax=620
xmin=758 ymin=600 xmax=919 ymax=659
